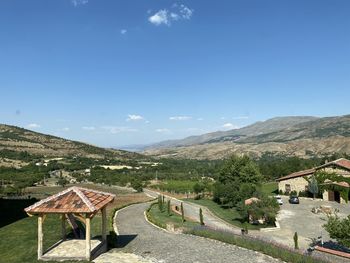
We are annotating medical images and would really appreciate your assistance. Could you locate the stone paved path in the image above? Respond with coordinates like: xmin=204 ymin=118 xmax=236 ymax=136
xmin=110 ymin=202 xmax=281 ymax=263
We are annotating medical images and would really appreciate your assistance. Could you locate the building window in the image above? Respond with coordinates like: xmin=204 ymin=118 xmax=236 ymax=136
xmin=285 ymin=184 xmax=291 ymax=193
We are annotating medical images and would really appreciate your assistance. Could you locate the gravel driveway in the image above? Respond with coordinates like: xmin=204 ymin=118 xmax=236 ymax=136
xmin=112 ymin=202 xmax=281 ymax=263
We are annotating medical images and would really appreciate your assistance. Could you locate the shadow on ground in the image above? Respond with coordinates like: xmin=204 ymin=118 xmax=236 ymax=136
xmin=0 ymin=198 xmax=38 ymax=227
xmin=115 ymin=234 xmax=137 ymax=248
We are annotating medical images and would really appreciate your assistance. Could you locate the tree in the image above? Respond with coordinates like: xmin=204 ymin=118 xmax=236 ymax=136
xmin=167 ymin=200 xmax=171 ymax=216
xmin=308 ymin=175 xmax=319 ymax=199
xmin=131 ymin=179 xmax=143 ymax=192
xmin=213 ymin=155 xmax=262 ymax=206
xmin=218 ymin=155 xmax=262 ymax=185
xmin=181 ymin=202 xmax=185 ymax=223
xmin=57 ymin=176 xmax=68 ymax=187
xmin=158 ymin=195 xmax=163 ymax=212
xmin=293 ymin=232 xmax=299 ymax=249
xmin=193 ymin=183 xmax=205 ymax=195
xmin=199 ymin=208 xmax=204 ymax=225
xmin=324 ymin=215 xmax=350 ymax=247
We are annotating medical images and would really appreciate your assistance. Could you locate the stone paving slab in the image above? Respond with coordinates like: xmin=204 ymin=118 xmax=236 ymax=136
xmin=94 ymin=252 xmax=156 ymax=263
xmin=112 ymin=202 xmax=282 ymax=263
xmin=44 ymin=239 xmax=101 ymax=258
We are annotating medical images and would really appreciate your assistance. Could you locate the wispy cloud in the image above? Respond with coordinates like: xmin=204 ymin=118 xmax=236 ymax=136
xmin=27 ymin=123 xmax=41 ymax=129
xmin=148 ymin=4 xmax=193 ymax=26
xmin=169 ymin=116 xmax=192 ymax=121
xmin=155 ymin=128 xmax=171 ymax=133
xmin=120 ymin=29 xmax=127 ymax=35
xmin=197 ymin=118 xmax=204 ymax=121
xmin=71 ymin=0 xmax=88 ymax=7
xmin=61 ymin=127 xmax=70 ymax=132
xmin=102 ymin=126 xmax=138 ymax=134
xmin=82 ymin=126 xmax=96 ymax=131
xmin=222 ymin=123 xmax=238 ymax=130
xmin=126 ymin=114 xmax=144 ymax=121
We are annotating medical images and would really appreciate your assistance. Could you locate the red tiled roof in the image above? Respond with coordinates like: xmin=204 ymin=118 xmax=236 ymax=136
xmin=276 ymin=168 xmax=315 ymax=181
xmin=25 ymin=187 xmax=115 ymax=214
xmin=317 ymin=158 xmax=350 ymax=171
xmin=276 ymin=158 xmax=350 ymax=182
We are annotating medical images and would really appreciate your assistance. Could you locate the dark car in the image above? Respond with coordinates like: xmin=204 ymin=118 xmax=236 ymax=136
xmin=289 ymin=196 xmax=300 ymax=204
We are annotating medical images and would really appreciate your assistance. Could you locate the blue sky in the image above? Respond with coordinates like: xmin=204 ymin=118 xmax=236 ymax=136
xmin=0 ymin=0 xmax=349 ymax=147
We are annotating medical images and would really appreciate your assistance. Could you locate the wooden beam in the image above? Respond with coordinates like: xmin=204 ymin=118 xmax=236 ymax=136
xmin=85 ymin=215 xmax=91 ymax=261
xmin=38 ymin=215 xmax=43 ymax=259
xmin=102 ymin=207 xmax=107 ymax=243
xmin=61 ymin=214 xmax=66 ymax=241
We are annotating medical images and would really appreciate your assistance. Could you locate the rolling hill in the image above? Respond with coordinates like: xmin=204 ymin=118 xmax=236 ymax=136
xmin=143 ymin=115 xmax=350 ymax=160
xmin=0 ymin=124 xmax=142 ymax=161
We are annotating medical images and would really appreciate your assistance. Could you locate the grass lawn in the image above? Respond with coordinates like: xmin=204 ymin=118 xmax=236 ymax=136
xmin=260 ymin=182 xmax=278 ymax=196
xmin=185 ymin=199 xmax=262 ymax=230
xmin=0 ymin=185 xmax=152 ymax=263
xmin=147 ymin=203 xmax=199 ymax=230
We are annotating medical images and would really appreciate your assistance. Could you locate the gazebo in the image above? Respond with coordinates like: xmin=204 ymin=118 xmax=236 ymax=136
xmin=25 ymin=186 xmax=115 ymax=261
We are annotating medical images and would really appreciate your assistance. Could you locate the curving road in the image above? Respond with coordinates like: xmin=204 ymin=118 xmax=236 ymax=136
xmin=143 ymin=189 xmax=242 ymax=235
xmin=113 ymin=202 xmax=281 ymax=263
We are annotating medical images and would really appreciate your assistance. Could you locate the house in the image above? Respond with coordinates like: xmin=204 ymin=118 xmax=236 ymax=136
xmin=277 ymin=158 xmax=350 ymax=203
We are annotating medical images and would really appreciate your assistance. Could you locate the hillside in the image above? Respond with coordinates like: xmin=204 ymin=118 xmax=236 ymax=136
xmin=143 ymin=115 xmax=350 ymax=160
xmin=0 ymin=124 xmax=142 ymax=161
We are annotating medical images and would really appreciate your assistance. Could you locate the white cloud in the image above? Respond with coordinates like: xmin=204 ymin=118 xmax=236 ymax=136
xmin=197 ymin=118 xmax=204 ymax=121
xmin=126 ymin=114 xmax=144 ymax=121
xmin=82 ymin=126 xmax=96 ymax=131
xmin=149 ymin=10 xmax=169 ymax=26
xmin=169 ymin=116 xmax=192 ymax=121
xmin=222 ymin=123 xmax=238 ymax=130
xmin=71 ymin=0 xmax=88 ymax=7
xmin=102 ymin=126 xmax=138 ymax=134
xmin=120 ymin=29 xmax=127 ymax=35
xmin=155 ymin=128 xmax=170 ymax=133
xmin=179 ymin=4 xmax=193 ymax=19
xmin=27 ymin=123 xmax=41 ymax=129
xmin=61 ymin=127 xmax=70 ymax=132
xmin=148 ymin=4 xmax=193 ymax=26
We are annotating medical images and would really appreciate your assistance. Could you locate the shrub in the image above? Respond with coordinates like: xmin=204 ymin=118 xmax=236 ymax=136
xmin=324 ymin=214 xmax=350 ymax=247
xmin=199 ymin=208 xmax=204 ymax=225
xmin=293 ymin=232 xmax=299 ymax=249
xmin=158 ymin=195 xmax=163 ymax=212
xmin=181 ymin=202 xmax=185 ymax=223
xmin=167 ymin=200 xmax=171 ymax=216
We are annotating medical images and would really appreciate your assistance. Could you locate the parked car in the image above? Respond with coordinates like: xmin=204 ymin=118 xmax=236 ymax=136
xmin=275 ymin=195 xmax=283 ymax=205
xmin=289 ymin=196 xmax=300 ymax=204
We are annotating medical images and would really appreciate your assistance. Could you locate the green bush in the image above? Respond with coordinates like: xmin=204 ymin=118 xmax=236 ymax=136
xmin=324 ymin=214 xmax=350 ymax=247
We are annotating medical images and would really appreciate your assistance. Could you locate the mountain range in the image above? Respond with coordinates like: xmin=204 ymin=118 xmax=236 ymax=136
xmin=143 ymin=115 xmax=350 ymax=160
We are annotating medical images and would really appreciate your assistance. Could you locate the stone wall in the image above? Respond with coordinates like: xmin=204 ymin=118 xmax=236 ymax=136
xmin=278 ymin=176 xmax=310 ymax=194
xmin=318 ymin=167 xmax=350 ymax=177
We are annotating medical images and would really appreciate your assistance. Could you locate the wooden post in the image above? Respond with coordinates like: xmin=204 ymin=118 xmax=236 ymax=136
xmin=85 ymin=215 xmax=91 ymax=260
xmin=38 ymin=215 xmax=43 ymax=259
xmin=61 ymin=214 xmax=66 ymax=241
xmin=102 ymin=207 xmax=107 ymax=244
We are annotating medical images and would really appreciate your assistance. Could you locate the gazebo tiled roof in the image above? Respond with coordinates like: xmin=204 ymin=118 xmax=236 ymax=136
xmin=25 ymin=186 xmax=115 ymax=214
